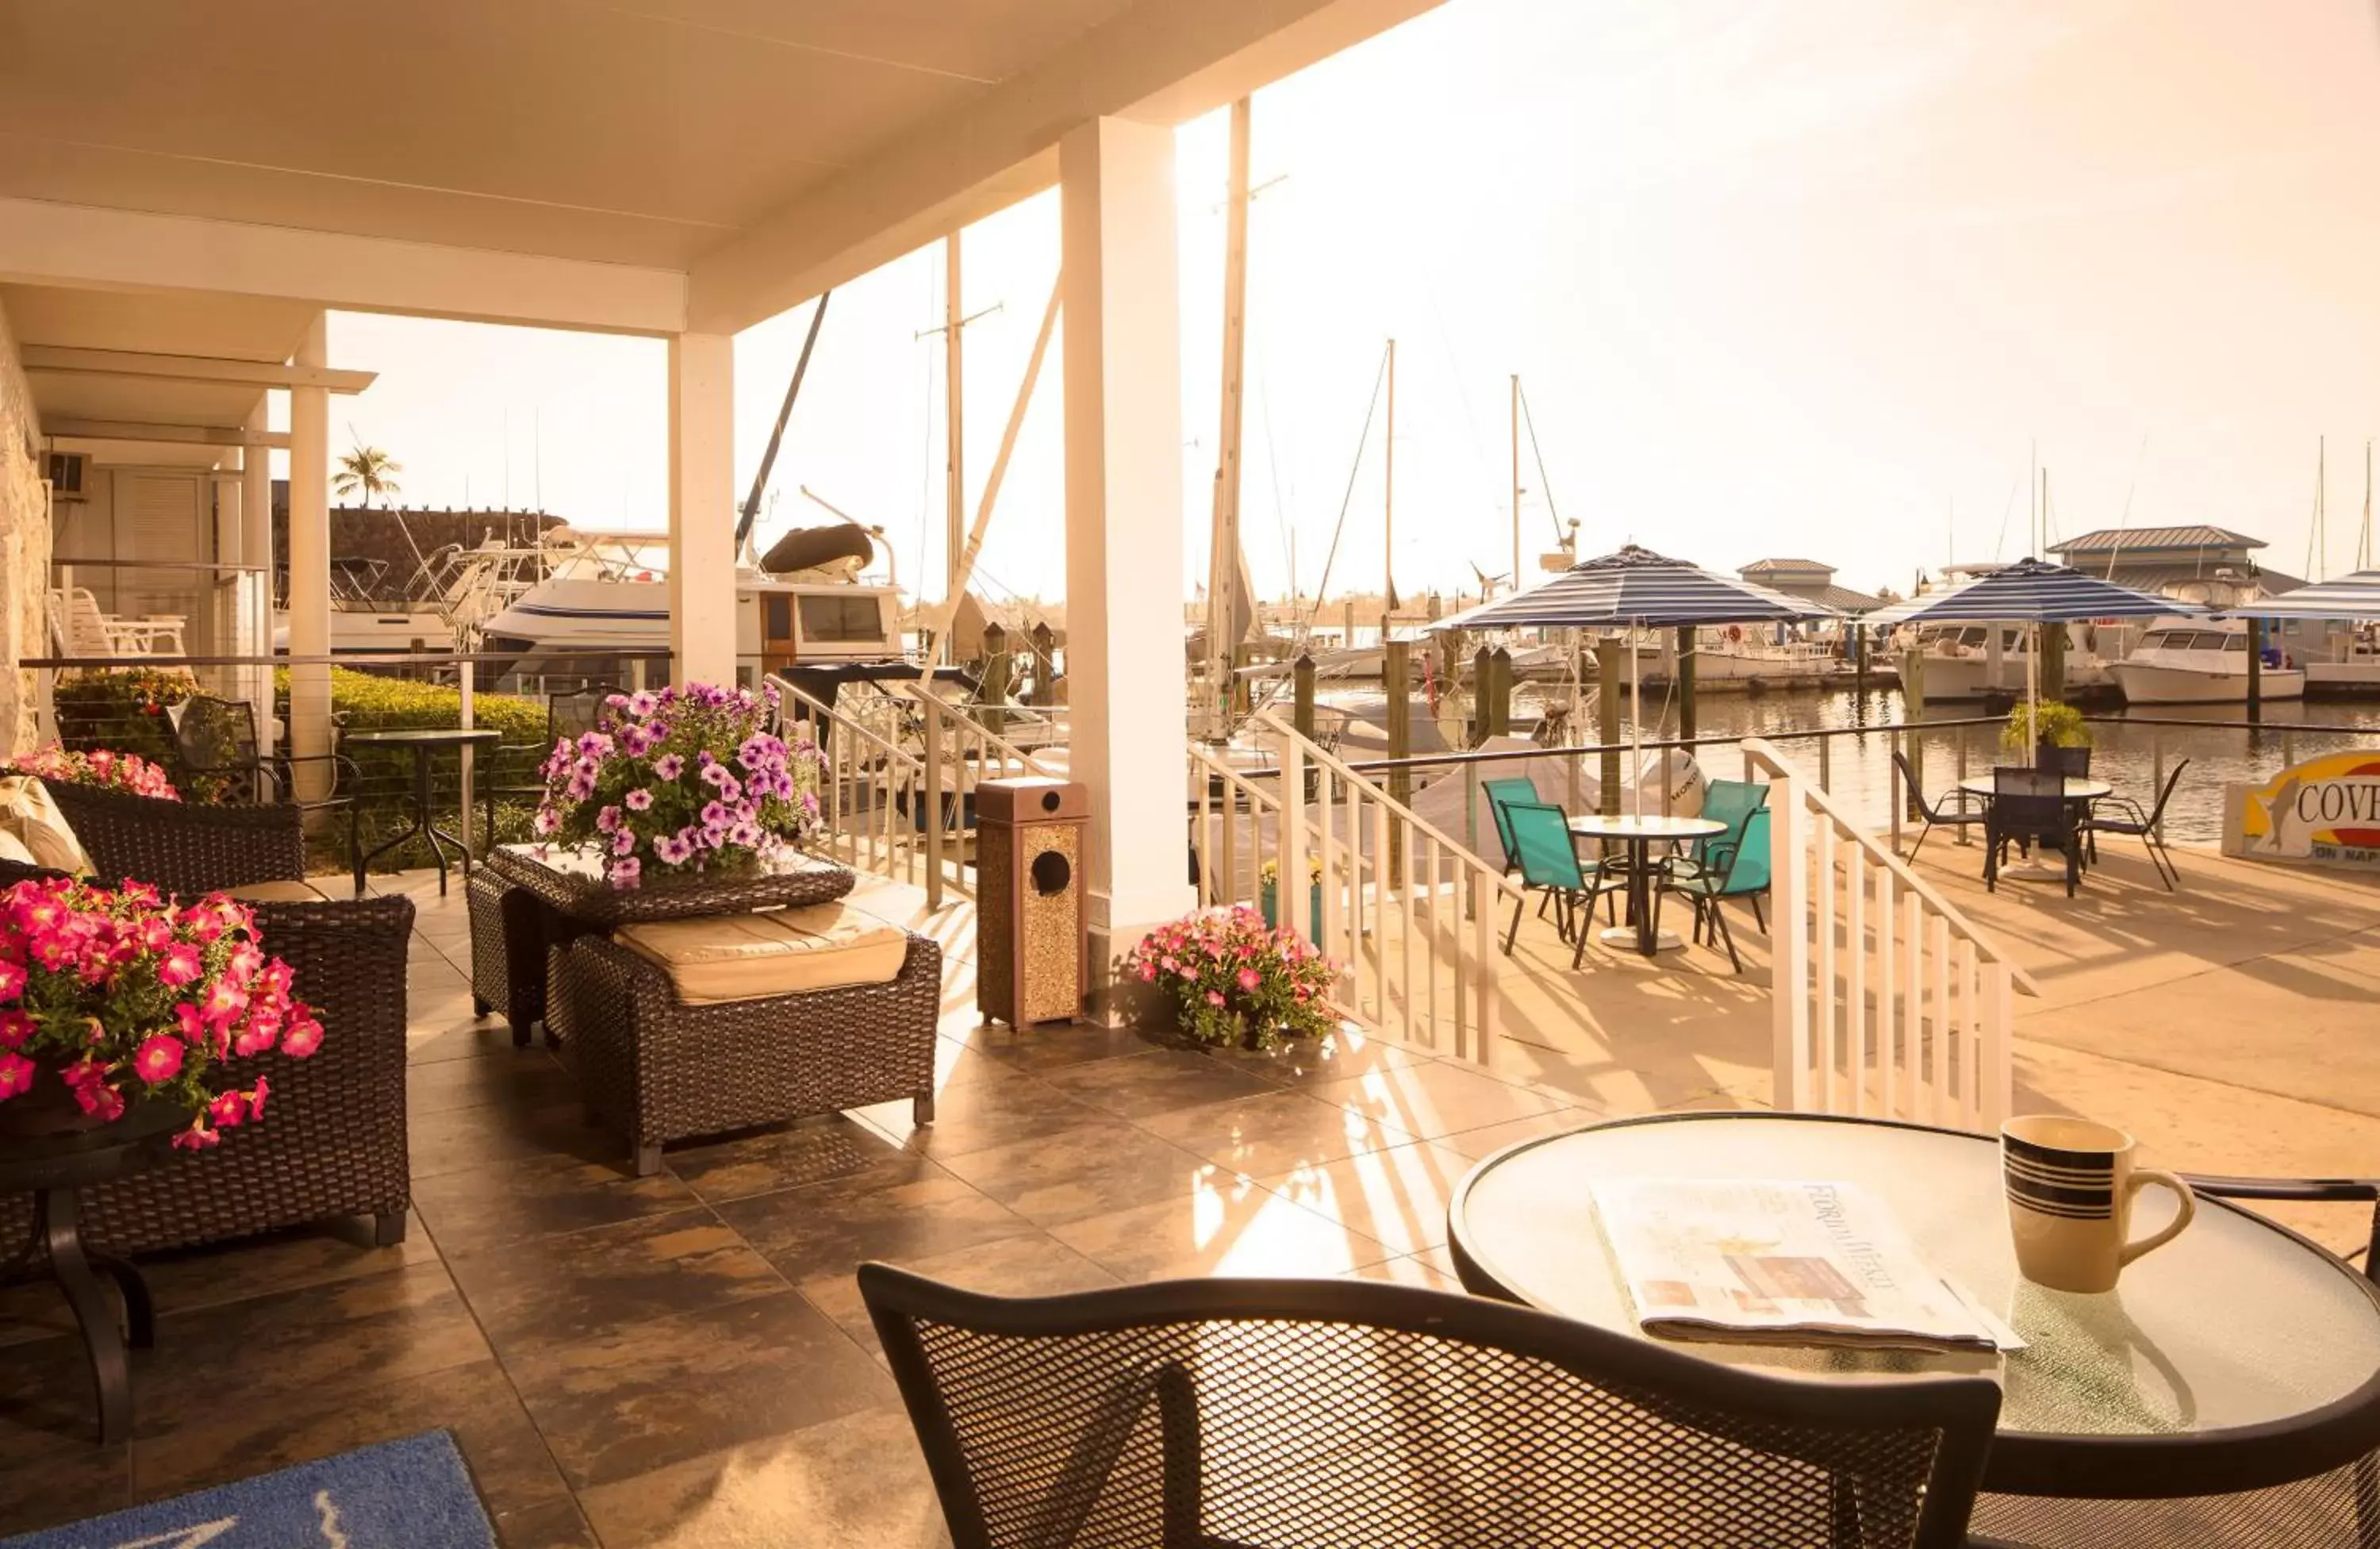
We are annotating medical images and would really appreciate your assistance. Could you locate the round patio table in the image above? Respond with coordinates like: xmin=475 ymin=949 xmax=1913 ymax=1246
xmin=1956 ymin=775 xmax=2113 ymax=883
xmin=1565 ymin=812 xmax=1725 ymax=956
xmin=344 ymin=726 xmax=505 ymax=897
xmin=1449 ymin=1112 xmax=2380 ymax=1514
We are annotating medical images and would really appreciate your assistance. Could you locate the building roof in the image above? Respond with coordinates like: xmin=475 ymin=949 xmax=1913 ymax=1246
xmin=1802 ymin=583 xmax=1889 ymax=614
xmin=2048 ymin=525 xmax=2266 ymax=555
xmin=1739 ymin=558 xmax=1835 ymax=576
xmin=2059 ymin=559 xmax=2305 ymax=596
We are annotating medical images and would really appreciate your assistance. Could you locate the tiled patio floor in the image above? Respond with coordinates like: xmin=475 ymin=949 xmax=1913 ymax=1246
xmin=0 ymin=867 xmax=1676 ymax=1547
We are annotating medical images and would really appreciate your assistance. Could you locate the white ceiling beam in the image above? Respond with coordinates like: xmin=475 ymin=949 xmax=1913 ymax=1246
xmin=21 ymin=345 xmax=377 ymax=394
xmin=42 ymin=417 xmax=290 ymax=449
xmin=686 ymin=0 xmax=1442 ymax=334
xmin=0 ymin=196 xmax=687 ymax=336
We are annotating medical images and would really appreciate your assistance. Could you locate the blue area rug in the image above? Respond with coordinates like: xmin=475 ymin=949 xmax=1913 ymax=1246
xmin=3 ymin=1430 xmax=494 ymax=1548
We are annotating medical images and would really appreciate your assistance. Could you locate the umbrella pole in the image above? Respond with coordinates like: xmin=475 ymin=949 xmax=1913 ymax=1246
xmin=1630 ymin=627 xmax=1643 ymax=819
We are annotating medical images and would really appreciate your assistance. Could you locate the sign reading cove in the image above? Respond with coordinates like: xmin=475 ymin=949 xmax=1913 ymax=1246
xmin=2222 ymin=750 xmax=2380 ymax=871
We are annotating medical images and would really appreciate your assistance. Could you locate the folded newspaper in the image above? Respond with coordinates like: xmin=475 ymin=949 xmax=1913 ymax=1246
xmin=1589 ymin=1178 xmax=2017 ymax=1352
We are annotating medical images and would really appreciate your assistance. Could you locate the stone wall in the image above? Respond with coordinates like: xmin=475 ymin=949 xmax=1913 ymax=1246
xmin=0 ymin=300 xmax=49 ymax=754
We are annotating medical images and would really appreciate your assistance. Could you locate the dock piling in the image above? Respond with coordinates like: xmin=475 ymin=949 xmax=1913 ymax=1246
xmin=2248 ymin=619 xmax=2267 ymax=721
xmin=1384 ymin=638 xmax=1411 ymax=873
xmin=1595 ymin=636 xmax=1623 ymax=817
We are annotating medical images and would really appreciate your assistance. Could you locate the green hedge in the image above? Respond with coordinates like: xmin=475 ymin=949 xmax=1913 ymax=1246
xmin=282 ymin=669 xmax=551 ymax=873
xmin=52 ymin=667 xmax=192 ymax=768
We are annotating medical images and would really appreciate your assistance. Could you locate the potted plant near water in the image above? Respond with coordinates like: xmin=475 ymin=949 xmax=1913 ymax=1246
xmin=533 ymin=682 xmax=827 ymax=890
xmin=0 ymin=876 xmax=318 ymax=1151
xmin=1123 ymin=906 xmax=1340 ymax=1052
xmin=2001 ymin=700 xmax=2092 ymax=759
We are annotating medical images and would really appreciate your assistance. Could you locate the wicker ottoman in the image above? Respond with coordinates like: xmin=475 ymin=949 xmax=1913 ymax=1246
xmin=549 ymin=930 xmax=942 ymax=1174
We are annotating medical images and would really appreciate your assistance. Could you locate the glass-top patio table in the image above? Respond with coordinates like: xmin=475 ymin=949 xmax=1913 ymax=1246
xmin=1449 ymin=1112 xmax=2380 ymax=1523
xmin=1566 ymin=812 xmax=1726 ymax=957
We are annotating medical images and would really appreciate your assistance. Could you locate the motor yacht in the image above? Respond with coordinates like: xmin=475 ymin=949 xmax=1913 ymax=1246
xmin=2108 ymin=618 xmax=2306 ymax=704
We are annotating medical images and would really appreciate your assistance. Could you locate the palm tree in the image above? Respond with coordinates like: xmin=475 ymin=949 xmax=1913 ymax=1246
xmin=334 ymin=444 xmax=404 ymax=508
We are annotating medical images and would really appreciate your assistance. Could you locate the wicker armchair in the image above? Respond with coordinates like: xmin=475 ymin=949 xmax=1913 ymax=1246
xmin=0 ymin=894 xmax=415 ymax=1255
xmin=860 ymin=1266 xmax=2002 ymax=1549
xmin=550 ymin=930 xmax=941 ymax=1175
xmin=45 ymin=782 xmax=306 ymax=897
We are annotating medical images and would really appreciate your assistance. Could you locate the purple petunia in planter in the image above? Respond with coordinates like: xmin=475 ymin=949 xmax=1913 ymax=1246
xmin=532 ymin=682 xmax=825 ymax=889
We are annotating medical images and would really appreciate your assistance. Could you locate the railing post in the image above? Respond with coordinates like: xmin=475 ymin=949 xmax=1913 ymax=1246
xmin=1954 ymin=734 xmax=1971 ymax=845
xmin=921 ymin=693 xmax=944 ymax=912
xmin=458 ymin=659 xmax=477 ymax=854
xmin=1282 ymin=732 xmax=1308 ymax=944
xmin=1900 ymin=647 xmax=1926 ymax=825
xmin=1888 ymin=727 xmax=1903 ymax=855
xmin=1772 ymin=773 xmax=1811 ymax=1112
xmin=1383 ymin=639 xmax=1411 ymax=875
xmin=1817 ymin=733 xmax=1831 ymax=794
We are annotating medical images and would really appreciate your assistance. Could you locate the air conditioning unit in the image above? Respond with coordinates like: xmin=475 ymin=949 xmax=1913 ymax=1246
xmin=45 ymin=452 xmax=90 ymax=502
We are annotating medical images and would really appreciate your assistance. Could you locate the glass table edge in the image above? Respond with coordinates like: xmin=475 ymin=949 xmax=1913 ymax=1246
xmin=1445 ymin=1109 xmax=2380 ymax=1467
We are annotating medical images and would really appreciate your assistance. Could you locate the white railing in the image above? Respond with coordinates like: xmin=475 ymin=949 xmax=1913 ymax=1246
xmin=773 ymin=675 xmax=946 ymax=901
xmin=1745 ymin=736 xmax=2039 ymax=1132
xmin=1189 ymin=710 xmax=1522 ymax=1064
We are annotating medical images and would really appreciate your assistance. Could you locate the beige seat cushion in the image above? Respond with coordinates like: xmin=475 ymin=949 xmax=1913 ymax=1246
xmin=225 ymin=879 xmax=333 ymax=904
xmin=0 ymin=777 xmax=90 ymax=874
xmin=617 ymin=903 xmax=909 ymax=1005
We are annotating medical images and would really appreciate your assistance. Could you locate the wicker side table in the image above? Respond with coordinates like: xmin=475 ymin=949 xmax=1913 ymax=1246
xmin=550 ymin=932 xmax=941 ymax=1175
xmin=473 ymin=844 xmax=858 ymax=1048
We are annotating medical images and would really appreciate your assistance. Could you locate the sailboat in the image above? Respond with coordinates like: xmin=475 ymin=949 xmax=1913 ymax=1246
xmin=2301 ymin=439 xmax=2380 ymax=693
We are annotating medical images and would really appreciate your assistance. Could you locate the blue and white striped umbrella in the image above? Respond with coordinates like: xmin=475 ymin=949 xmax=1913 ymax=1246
xmin=1861 ymin=556 xmax=2201 ymax=628
xmin=2221 ymin=570 xmax=2380 ymax=621
xmin=1432 ymin=544 xmax=1839 ymax=631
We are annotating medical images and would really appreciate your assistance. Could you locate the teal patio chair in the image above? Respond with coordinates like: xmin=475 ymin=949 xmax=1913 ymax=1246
xmin=1669 ymin=807 xmax=1772 ymax=974
xmin=1503 ymin=801 xmax=1619 ymax=968
xmin=1664 ymin=777 xmax=1767 ymax=886
xmin=1480 ymin=776 xmax=1541 ymax=874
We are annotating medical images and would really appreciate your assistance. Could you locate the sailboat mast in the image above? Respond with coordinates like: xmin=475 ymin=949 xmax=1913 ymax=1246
xmin=1203 ymin=95 xmax=1254 ymax=725
xmin=942 ymin=233 xmax=966 ymax=664
xmin=2362 ymin=440 xmax=2374 ymax=573
xmin=1510 ymin=374 xmax=1522 ymax=590
xmin=1384 ymin=336 xmax=1397 ymax=632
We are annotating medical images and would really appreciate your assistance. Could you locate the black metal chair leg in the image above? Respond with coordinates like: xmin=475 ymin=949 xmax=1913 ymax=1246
xmin=1749 ymin=894 xmax=1766 ymax=933
xmin=1504 ymin=894 xmax=1525 ymax=955
xmin=1908 ymin=819 xmax=1933 ymax=863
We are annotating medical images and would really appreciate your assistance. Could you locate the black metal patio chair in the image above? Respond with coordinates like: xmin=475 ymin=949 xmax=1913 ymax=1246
xmin=478 ymin=682 xmax=619 ymax=850
xmin=1894 ymin=749 xmax=1988 ymax=863
xmin=1987 ymin=766 xmax=2079 ymax=897
xmin=2079 ymin=759 xmax=2190 ymax=891
xmin=858 ymin=1264 xmax=2001 ymax=1549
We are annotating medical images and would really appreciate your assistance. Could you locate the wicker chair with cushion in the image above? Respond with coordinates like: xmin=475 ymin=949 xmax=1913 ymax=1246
xmin=0 ymin=893 xmax=416 ymax=1255
xmin=859 ymin=1266 xmax=2002 ymax=1549
xmin=44 ymin=781 xmax=307 ymax=897
xmin=548 ymin=922 xmax=942 ymax=1175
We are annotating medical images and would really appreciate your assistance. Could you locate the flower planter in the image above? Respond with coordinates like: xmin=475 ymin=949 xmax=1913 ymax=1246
xmin=1259 ymin=878 xmax=1323 ymax=943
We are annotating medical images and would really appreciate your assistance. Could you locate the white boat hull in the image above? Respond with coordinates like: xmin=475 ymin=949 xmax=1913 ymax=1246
xmin=2110 ymin=663 xmax=2305 ymax=704
xmin=2306 ymin=661 xmax=2380 ymax=689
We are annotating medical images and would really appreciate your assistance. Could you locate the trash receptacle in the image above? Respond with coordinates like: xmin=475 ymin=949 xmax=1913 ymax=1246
xmin=976 ymin=777 xmax=1088 ymax=1027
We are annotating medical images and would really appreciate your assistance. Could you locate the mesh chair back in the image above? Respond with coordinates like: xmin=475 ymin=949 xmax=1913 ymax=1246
xmin=2036 ymin=743 xmax=2092 ymax=778
xmin=862 ymin=1267 xmax=2000 ymax=1549
xmin=1506 ymin=801 xmax=1586 ymax=890
xmin=1481 ymin=777 xmax=1541 ymax=869
xmin=1992 ymin=765 xmax=2066 ymax=839
xmin=549 ymin=683 xmax=620 ymax=743
xmin=1718 ymin=808 xmax=1772 ymax=895
xmin=170 ymin=696 xmax=266 ymax=804
xmin=2140 ymin=757 xmax=2191 ymax=825
xmin=1694 ymin=778 xmax=1767 ymax=861
xmin=1892 ymin=750 xmax=1945 ymax=822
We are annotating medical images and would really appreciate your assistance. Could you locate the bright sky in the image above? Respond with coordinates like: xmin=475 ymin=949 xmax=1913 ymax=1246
xmin=322 ymin=0 xmax=2380 ymax=609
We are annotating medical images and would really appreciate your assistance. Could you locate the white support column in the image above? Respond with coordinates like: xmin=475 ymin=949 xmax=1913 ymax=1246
xmin=286 ymin=315 xmax=332 ymax=798
xmin=1061 ymin=117 xmax=1194 ymax=1000
xmin=241 ymin=402 xmax=275 ymax=755
xmin=667 ymin=332 xmax=736 ymax=686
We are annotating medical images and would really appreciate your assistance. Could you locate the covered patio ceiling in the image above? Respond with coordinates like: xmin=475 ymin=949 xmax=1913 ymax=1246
xmin=0 ymin=0 xmax=1443 ymax=336
xmin=0 ymin=282 xmax=329 ymax=467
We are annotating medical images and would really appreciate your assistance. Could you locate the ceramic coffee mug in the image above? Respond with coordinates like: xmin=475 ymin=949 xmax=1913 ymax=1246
xmin=2002 ymin=1114 xmax=2196 ymax=1293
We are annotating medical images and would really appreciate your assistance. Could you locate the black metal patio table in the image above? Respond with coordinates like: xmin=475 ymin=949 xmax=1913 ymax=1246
xmin=1449 ymin=1111 xmax=2380 ymax=1543
xmin=343 ymin=726 xmax=505 ymax=897
xmin=0 ymin=1100 xmax=181 ymax=1446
